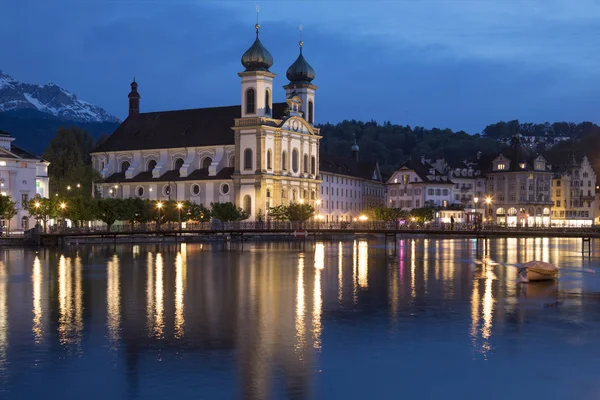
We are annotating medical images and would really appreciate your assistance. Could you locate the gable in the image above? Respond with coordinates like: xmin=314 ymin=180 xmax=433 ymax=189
xmin=280 ymin=116 xmax=315 ymax=135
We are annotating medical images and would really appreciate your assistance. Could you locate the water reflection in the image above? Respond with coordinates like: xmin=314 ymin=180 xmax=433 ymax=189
xmin=107 ymin=254 xmax=120 ymax=344
xmin=0 ymin=238 xmax=597 ymax=399
xmin=32 ymin=257 xmax=43 ymax=344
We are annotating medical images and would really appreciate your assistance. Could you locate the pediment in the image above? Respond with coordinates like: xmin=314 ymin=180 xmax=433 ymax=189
xmin=280 ymin=117 xmax=315 ymax=135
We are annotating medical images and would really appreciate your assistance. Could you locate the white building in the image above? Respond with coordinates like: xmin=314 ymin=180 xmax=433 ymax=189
xmin=91 ymin=25 xmax=322 ymax=221
xmin=551 ymin=156 xmax=596 ymax=227
xmin=319 ymin=140 xmax=385 ymax=222
xmin=0 ymin=130 xmax=49 ymax=231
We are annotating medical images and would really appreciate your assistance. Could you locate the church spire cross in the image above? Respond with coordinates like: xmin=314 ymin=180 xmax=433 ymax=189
xmin=255 ymin=5 xmax=260 ymax=38
xmin=299 ymin=24 xmax=303 ymax=53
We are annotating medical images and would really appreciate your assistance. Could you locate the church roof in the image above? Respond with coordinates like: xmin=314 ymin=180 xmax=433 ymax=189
xmin=319 ymin=153 xmax=382 ymax=182
xmin=93 ymin=103 xmax=287 ymax=153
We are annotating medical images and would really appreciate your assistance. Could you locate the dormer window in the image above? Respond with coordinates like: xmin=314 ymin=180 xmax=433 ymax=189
xmin=519 ymin=163 xmax=526 ymax=169
xmin=497 ymin=163 xmax=506 ymax=170
xmin=535 ymin=162 xmax=544 ymax=170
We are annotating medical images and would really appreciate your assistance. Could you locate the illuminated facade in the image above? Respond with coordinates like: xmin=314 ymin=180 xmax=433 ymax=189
xmin=551 ymin=156 xmax=596 ymax=227
xmin=0 ymin=130 xmax=49 ymax=231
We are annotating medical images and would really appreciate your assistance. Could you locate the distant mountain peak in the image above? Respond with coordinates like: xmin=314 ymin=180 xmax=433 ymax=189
xmin=0 ymin=70 xmax=120 ymax=123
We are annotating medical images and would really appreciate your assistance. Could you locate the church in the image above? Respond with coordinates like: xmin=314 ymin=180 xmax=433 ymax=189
xmin=92 ymin=23 xmax=384 ymax=221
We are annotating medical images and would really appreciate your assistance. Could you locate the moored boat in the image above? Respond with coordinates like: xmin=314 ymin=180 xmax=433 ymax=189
xmin=518 ymin=260 xmax=558 ymax=282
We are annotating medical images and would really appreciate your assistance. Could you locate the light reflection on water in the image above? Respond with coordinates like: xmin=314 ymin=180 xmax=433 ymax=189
xmin=0 ymin=238 xmax=599 ymax=399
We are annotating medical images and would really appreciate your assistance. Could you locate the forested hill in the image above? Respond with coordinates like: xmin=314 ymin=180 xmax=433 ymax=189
xmin=318 ymin=119 xmax=600 ymax=178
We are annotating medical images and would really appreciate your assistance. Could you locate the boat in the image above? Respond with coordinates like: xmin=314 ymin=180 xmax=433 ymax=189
xmin=518 ymin=260 xmax=558 ymax=282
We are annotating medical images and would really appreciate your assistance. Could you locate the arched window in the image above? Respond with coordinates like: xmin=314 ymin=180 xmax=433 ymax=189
xmin=311 ymin=156 xmax=316 ymax=175
xmin=282 ymin=151 xmax=287 ymax=171
xmin=246 ymin=88 xmax=256 ymax=114
xmin=303 ymin=154 xmax=308 ymax=173
xmin=174 ymin=158 xmax=184 ymax=170
xmin=292 ymin=149 xmax=299 ymax=173
xmin=244 ymin=149 xmax=253 ymax=170
xmin=21 ymin=216 xmax=28 ymax=230
xmin=266 ymin=189 xmax=271 ymax=198
xmin=308 ymin=100 xmax=314 ymax=124
xmin=147 ymin=160 xmax=157 ymax=172
xmin=303 ymin=189 xmax=308 ymax=199
xmin=243 ymin=195 xmax=252 ymax=216
xmin=202 ymin=157 xmax=212 ymax=169
xmin=267 ymin=150 xmax=272 ymax=170
xmin=265 ymin=90 xmax=271 ymax=115
xmin=121 ymin=161 xmax=130 ymax=173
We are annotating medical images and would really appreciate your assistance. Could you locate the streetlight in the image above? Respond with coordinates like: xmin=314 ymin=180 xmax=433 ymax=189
xmin=34 ymin=201 xmax=41 ymax=226
xmin=60 ymin=202 xmax=66 ymax=230
xmin=76 ymin=183 xmax=81 ymax=188
xmin=485 ymin=196 xmax=492 ymax=223
xmin=177 ymin=202 xmax=183 ymax=231
xmin=67 ymin=185 xmax=71 ymax=191
xmin=156 ymin=201 xmax=163 ymax=230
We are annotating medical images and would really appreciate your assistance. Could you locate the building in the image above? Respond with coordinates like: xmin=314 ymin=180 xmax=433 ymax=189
xmin=318 ymin=138 xmax=385 ymax=222
xmin=483 ymin=134 xmax=553 ymax=227
xmin=0 ymin=130 xmax=49 ymax=231
xmin=91 ymin=24 xmax=322 ymax=221
xmin=551 ymin=156 xmax=596 ymax=227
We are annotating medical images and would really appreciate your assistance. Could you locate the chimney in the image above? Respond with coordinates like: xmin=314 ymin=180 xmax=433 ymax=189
xmin=128 ymin=78 xmax=140 ymax=116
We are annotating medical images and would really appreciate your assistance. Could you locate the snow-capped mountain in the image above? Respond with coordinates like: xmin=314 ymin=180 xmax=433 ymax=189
xmin=0 ymin=70 xmax=119 ymax=123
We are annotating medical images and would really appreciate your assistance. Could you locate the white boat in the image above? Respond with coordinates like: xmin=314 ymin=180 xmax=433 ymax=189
xmin=518 ymin=261 xmax=558 ymax=282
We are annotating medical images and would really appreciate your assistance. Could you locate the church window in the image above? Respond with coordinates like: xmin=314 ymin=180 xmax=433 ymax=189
xmin=243 ymin=195 xmax=252 ymax=216
xmin=190 ymin=184 xmax=200 ymax=196
xmin=267 ymin=150 xmax=272 ymax=170
xmin=136 ymin=186 xmax=144 ymax=197
xmin=174 ymin=158 xmax=184 ymax=170
xmin=265 ymin=90 xmax=271 ymax=115
xmin=163 ymin=184 xmax=171 ymax=197
xmin=221 ymin=183 xmax=230 ymax=195
xmin=303 ymin=189 xmax=308 ymax=199
xmin=244 ymin=149 xmax=253 ymax=170
xmin=282 ymin=151 xmax=287 ymax=171
xmin=311 ymin=190 xmax=316 ymax=200
xmin=202 ymin=157 xmax=212 ymax=169
xmin=120 ymin=161 xmax=130 ymax=173
xmin=246 ymin=88 xmax=256 ymax=114
xmin=147 ymin=160 xmax=157 ymax=172
xmin=292 ymin=149 xmax=299 ymax=173
xmin=311 ymin=156 xmax=316 ymax=175
xmin=303 ymin=154 xmax=308 ymax=173
xmin=266 ymin=189 xmax=271 ymax=198
xmin=308 ymin=100 xmax=314 ymax=124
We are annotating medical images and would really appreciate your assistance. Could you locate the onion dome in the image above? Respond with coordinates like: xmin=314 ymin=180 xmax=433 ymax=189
xmin=351 ymin=133 xmax=359 ymax=151
xmin=286 ymin=41 xmax=315 ymax=84
xmin=241 ymin=24 xmax=273 ymax=72
xmin=128 ymin=78 xmax=140 ymax=99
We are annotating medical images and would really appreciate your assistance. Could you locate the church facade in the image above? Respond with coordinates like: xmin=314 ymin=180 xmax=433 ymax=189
xmin=91 ymin=24 xmax=322 ymax=221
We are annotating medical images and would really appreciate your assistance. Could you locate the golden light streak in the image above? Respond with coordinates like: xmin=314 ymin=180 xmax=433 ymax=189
xmin=174 ymin=252 xmax=187 ymax=339
xmin=146 ymin=252 xmax=154 ymax=335
xmin=74 ymin=255 xmax=83 ymax=345
xmin=154 ymin=253 xmax=164 ymax=338
xmin=470 ymin=279 xmax=480 ymax=341
xmin=0 ymin=261 xmax=7 ymax=369
xmin=313 ymin=256 xmax=322 ymax=350
xmin=338 ymin=241 xmax=343 ymax=303
xmin=32 ymin=256 xmax=43 ymax=344
xmin=107 ymin=255 xmax=120 ymax=344
xmin=58 ymin=255 xmax=71 ymax=345
xmin=295 ymin=254 xmax=306 ymax=352
xmin=352 ymin=240 xmax=358 ymax=303
xmin=411 ymin=240 xmax=416 ymax=299
xmin=357 ymin=240 xmax=368 ymax=288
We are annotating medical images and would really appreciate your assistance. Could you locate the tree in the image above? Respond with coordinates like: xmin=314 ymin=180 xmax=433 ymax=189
xmin=0 ymin=195 xmax=17 ymax=232
xmin=210 ymin=202 xmax=248 ymax=222
xmin=96 ymin=198 xmax=124 ymax=231
xmin=374 ymin=207 xmax=405 ymax=221
xmin=185 ymin=201 xmax=211 ymax=222
xmin=65 ymin=197 xmax=98 ymax=227
xmin=410 ymin=207 xmax=435 ymax=224
xmin=268 ymin=205 xmax=289 ymax=221
xmin=286 ymin=203 xmax=315 ymax=222
xmin=25 ymin=196 xmax=59 ymax=232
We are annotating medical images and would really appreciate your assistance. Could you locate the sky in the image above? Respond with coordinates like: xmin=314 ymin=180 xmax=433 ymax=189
xmin=0 ymin=0 xmax=599 ymax=133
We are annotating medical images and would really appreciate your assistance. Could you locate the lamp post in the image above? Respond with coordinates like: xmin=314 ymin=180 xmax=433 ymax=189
xmin=156 ymin=201 xmax=163 ymax=230
xmin=177 ymin=202 xmax=183 ymax=231
xmin=485 ymin=196 xmax=492 ymax=224
xmin=473 ymin=197 xmax=479 ymax=226
xmin=60 ymin=202 xmax=66 ymax=230
xmin=34 ymin=201 xmax=41 ymax=227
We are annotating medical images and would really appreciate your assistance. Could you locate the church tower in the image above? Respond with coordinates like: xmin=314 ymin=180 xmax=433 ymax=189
xmin=284 ymin=33 xmax=316 ymax=125
xmin=128 ymin=78 xmax=140 ymax=117
xmin=239 ymin=23 xmax=275 ymax=118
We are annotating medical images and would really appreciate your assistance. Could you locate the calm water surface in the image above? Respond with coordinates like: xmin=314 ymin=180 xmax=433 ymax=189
xmin=1 ymin=238 xmax=600 ymax=399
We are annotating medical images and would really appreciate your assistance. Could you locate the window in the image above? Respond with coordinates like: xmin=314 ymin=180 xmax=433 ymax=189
xmin=427 ymin=188 xmax=434 ymax=196
xmin=266 ymin=189 xmax=271 ymax=198
xmin=136 ymin=186 xmax=144 ymax=197
xmin=243 ymin=195 xmax=252 ymax=215
xmin=221 ymin=183 xmax=230 ymax=195
xmin=303 ymin=154 xmax=308 ymax=173
xmin=292 ymin=149 xmax=299 ymax=173
xmin=282 ymin=151 xmax=287 ymax=171
xmin=244 ymin=149 xmax=253 ymax=170
xmin=190 ymin=184 xmax=200 ymax=196
xmin=100 ymin=161 xmax=105 ymax=170
xmin=556 ymin=189 xmax=560 ymax=196
xmin=311 ymin=190 xmax=316 ymax=200
xmin=303 ymin=189 xmax=308 ymax=199
xmin=497 ymin=163 xmax=506 ymax=170
xmin=162 ymin=184 xmax=171 ymax=197
xmin=311 ymin=156 xmax=316 ymax=175
xmin=174 ymin=158 xmax=184 ymax=170
xmin=267 ymin=150 xmax=272 ymax=170
xmin=443 ymin=189 xmax=448 ymax=196
xmin=21 ymin=216 xmax=29 ymax=230
xmin=536 ymin=162 xmax=544 ymax=170
xmin=121 ymin=161 xmax=130 ymax=172
xmin=202 ymin=157 xmax=212 ymax=169
xmin=21 ymin=193 xmax=28 ymax=207
xmin=265 ymin=90 xmax=271 ymax=114
xmin=147 ymin=160 xmax=157 ymax=172
xmin=308 ymin=100 xmax=314 ymax=124
xmin=246 ymin=88 xmax=255 ymax=114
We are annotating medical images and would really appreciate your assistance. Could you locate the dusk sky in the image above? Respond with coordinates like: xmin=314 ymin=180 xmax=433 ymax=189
xmin=1 ymin=0 xmax=598 ymax=133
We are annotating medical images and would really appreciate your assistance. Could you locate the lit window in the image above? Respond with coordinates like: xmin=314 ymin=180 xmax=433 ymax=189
xmin=519 ymin=163 xmax=526 ymax=169
xmin=0 ymin=161 xmax=6 ymax=166
xmin=497 ymin=163 xmax=506 ymax=170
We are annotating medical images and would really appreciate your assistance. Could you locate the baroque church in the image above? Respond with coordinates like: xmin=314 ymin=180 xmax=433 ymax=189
xmin=92 ymin=23 xmax=384 ymax=221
